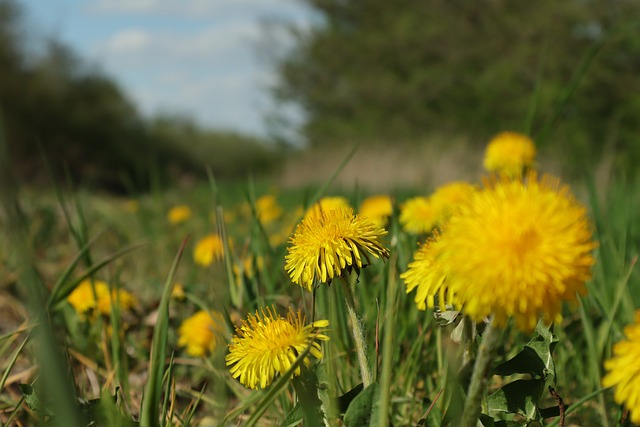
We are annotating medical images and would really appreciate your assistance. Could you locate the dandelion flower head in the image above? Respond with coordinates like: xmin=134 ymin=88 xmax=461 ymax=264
xmin=255 ymin=195 xmax=283 ymax=225
xmin=483 ymin=131 xmax=536 ymax=177
xmin=401 ymin=232 xmax=454 ymax=311
xmin=400 ymin=196 xmax=438 ymax=234
xmin=285 ymin=207 xmax=390 ymax=291
xmin=425 ymin=173 xmax=596 ymax=331
xmin=178 ymin=310 xmax=226 ymax=357
xmin=226 ymin=307 xmax=329 ymax=389
xmin=359 ymin=195 xmax=393 ymax=228
xmin=167 ymin=205 xmax=192 ymax=225
xmin=193 ymin=233 xmax=225 ymax=266
xmin=428 ymin=181 xmax=476 ymax=225
xmin=304 ymin=196 xmax=351 ymax=220
xmin=67 ymin=279 xmax=136 ymax=318
xmin=603 ymin=311 xmax=640 ymax=424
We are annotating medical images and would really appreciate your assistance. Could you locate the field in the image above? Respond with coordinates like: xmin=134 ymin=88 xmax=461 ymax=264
xmin=0 ymin=137 xmax=639 ymax=427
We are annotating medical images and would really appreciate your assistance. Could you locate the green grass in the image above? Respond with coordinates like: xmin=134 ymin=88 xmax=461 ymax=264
xmin=0 ymin=154 xmax=638 ymax=426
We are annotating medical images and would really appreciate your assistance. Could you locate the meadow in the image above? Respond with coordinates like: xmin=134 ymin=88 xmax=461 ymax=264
xmin=0 ymin=134 xmax=639 ymax=427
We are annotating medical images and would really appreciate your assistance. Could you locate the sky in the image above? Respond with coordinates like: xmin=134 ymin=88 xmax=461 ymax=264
xmin=19 ymin=0 xmax=313 ymax=138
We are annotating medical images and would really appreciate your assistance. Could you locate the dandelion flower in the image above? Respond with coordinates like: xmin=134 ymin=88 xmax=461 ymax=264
xmin=234 ymin=254 xmax=264 ymax=283
xmin=401 ymin=232 xmax=454 ymax=311
xmin=255 ymin=195 xmax=283 ymax=225
xmin=171 ymin=283 xmax=186 ymax=301
xmin=435 ymin=172 xmax=596 ymax=331
xmin=359 ymin=195 xmax=393 ymax=228
xmin=167 ymin=205 xmax=192 ymax=225
xmin=400 ymin=196 xmax=438 ymax=234
xmin=603 ymin=311 xmax=640 ymax=424
xmin=226 ymin=307 xmax=329 ymax=389
xmin=178 ymin=310 xmax=225 ymax=357
xmin=304 ymin=196 xmax=351 ymax=220
xmin=193 ymin=234 xmax=225 ymax=266
xmin=483 ymin=131 xmax=536 ymax=177
xmin=429 ymin=181 xmax=476 ymax=225
xmin=285 ymin=207 xmax=390 ymax=291
xmin=67 ymin=280 xmax=136 ymax=318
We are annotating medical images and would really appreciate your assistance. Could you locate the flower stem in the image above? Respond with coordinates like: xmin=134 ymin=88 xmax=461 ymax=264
xmin=340 ymin=277 xmax=373 ymax=388
xmin=460 ymin=317 xmax=502 ymax=427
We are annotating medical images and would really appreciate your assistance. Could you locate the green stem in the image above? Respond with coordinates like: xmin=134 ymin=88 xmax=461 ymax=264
xmin=340 ymin=277 xmax=373 ymax=388
xmin=460 ymin=317 xmax=502 ymax=427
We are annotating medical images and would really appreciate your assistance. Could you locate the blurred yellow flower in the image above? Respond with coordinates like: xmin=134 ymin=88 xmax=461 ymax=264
xmin=359 ymin=195 xmax=393 ymax=227
xmin=255 ymin=195 xmax=283 ymax=225
xmin=304 ymin=196 xmax=351 ymax=220
xmin=226 ymin=307 xmax=329 ymax=389
xmin=193 ymin=234 xmax=225 ymax=266
xmin=603 ymin=311 xmax=640 ymax=424
xmin=400 ymin=196 xmax=438 ymax=234
xmin=167 ymin=205 xmax=192 ymax=225
xmin=285 ymin=207 xmax=390 ymax=291
xmin=123 ymin=200 xmax=139 ymax=213
xmin=483 ymin=131 xmax=536 ymax=177
xmin=416 ymin=172 xmax=596 ymax=331
xmin=171 ymin=283 xmax=186 ymax=301
xmin=401 ymin=232 xmax=453 ymax=311
xmin=233 ymin=254 xmax=264 ymax=283
xmin=178 ymin=310 xmax=225 ymax=357
xmin=429 ymin=181 xmax=476 ymax=225
xmin=67 ymin=279 xmax=136 ymax=318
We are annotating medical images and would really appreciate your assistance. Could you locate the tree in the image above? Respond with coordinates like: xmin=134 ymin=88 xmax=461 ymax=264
xmin=273 ymin=0 xmax=640 ymax=172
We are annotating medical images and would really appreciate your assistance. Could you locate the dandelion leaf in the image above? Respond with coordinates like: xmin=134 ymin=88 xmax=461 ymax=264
xmin=487 ymin=378 xmax=545 ymax=421
xmin=494 ymin=321 xmax=558 ymax=382
xmin=343 ymin=382 xmax=380 ymax=427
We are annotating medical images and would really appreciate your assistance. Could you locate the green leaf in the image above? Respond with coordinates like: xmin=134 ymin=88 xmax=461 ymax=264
xmin=487 ymin=379 xmax=545 ymax=420
xmin=280 ymin=403 xmax=303 ymax=427
xmin=494 ymin=322 xmax=558 ymax=382
xmin=479 ymin=414 xmax=525 ymax=427
xmin=343 ymin=382 xmax=380 ymax=427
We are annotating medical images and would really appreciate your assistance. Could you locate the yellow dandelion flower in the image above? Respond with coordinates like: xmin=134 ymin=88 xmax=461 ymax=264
xmin=285 ymin=207 xmax=390 ymax=291
xmin=255 ymin=195 xmax=283 ymax=225
xmin=483 ymin=131 xmax=536 ymax=177
xmin=436 ymin=172 xmax=596 ymax=331
xmin=171 ymin=283 xmax=186 ymax=301
xmin=429 ymin=181 xmax=476 ymax=225
xmin=67 ymin=280 xmax=136 ymax=318
xmin=359 ymin=195 xmax=393 ymax=228
xmin=400 ymin=196 xmax=438 ymax=234
xmin=193 ymin=234 xmax=225 ymax=266
xmin=96 ymin=288 xmax=137 ymax=316
xmin=226 ymin=307 xmax=329 ymax=390
xmin=178 ymin=310 xmax=225 ymax=357
xmin=401 ymin=232 xmax=454 ymax=311
xmin=233 ymin=254 xmax=264 ymax=282
xmin=304 ymin=196 xmax=351 ymax=220
xmin=167 ymin=205 xmax=192 ymax=225
xmin=603 ymin=311 xmax=640 ymax=424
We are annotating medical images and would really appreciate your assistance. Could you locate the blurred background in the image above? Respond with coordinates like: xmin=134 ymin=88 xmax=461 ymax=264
xmin=2 ymin=0 xmax=639 ymax=193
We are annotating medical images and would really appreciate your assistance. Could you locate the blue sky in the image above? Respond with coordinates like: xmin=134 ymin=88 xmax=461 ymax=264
xmin=19 ymin=0 xmax=312 ymax=138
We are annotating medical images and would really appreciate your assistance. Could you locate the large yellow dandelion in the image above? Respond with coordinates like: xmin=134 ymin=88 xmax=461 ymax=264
xmin=359 ymin=195 xmax=393 ymax=228
xmin=400 ymin=196 xmax=438 ymax=234
xmin=603 ymin=311 xmax=640 ymax=424
xmin=483 ymin=131 xmax=536 ymax=177
xmin=285 ymin=207 xmax=390 ymax=291
xmin=193 ymin=234 xmax=225 ymax=266
xmin=167 ymin=205 xmax=192 ymax=225
xmin=226 ymin=307 xmax=329 ymax=390
xmin=178 ymin=310 xmax=226 ymax=357
xmin=413 ymin=173 xmax=596 ymax=331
